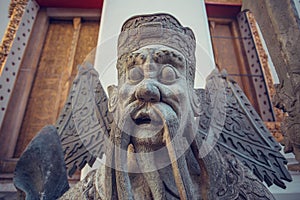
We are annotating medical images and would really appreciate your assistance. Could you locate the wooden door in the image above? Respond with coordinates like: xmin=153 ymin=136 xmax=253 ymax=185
xmin=14 ymin=18 xmax=100 ymax=157
xmin=208 ymin=11 xmax=275 ymax=122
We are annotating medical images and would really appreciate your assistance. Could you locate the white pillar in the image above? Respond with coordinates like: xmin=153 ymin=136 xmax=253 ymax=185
xmin=95 ymin=0 xmax=215 ymax=89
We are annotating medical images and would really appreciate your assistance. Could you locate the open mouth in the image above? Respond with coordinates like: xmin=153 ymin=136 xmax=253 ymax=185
xmin=134 ymin=116 xmax=151 ymax=125
xmin=133 ymin=112 xmax=151 ymax=125
xmin=131 ymin=106 xmax=163 ymax=127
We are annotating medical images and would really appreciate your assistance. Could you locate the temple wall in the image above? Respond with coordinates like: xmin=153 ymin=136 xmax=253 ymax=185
xmin=242 ymin=0 xmax=300 ymax=199
xmin=242 ymin=0 xmax=300 ymax=91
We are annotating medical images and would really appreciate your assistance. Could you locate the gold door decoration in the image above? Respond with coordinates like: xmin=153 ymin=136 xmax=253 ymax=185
xmin=0 ymin=0 xmax=29 ymax=73
xmin=14 ymin=19 xmax=100 ymax=157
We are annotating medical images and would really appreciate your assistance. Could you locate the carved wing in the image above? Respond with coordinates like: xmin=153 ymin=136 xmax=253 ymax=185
xmin=55 ymin=62 xmax=112 ymax=177
xmin=198 ymin=70 xmax=292 ymax=189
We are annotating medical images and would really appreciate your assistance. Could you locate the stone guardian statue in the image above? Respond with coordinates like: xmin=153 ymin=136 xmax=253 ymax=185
xmin=14 ymin=13 xmax=291 ymax=200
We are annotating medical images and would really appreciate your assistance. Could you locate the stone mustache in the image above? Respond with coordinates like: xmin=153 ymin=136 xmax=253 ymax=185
xmin=14 ymin=13 xmax=291 ymax=200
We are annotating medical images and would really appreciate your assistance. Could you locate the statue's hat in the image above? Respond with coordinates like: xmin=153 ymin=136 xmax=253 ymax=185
xmin=117 ymin=13 xmax=196 ymax=85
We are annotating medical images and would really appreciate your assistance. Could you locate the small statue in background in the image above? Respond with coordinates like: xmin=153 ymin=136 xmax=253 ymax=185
xmin=14 ymin=13 xmax=291 ymax=200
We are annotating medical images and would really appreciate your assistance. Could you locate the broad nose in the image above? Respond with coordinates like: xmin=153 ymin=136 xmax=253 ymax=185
xmin=135 ymin=81 xmax=160 ymax=102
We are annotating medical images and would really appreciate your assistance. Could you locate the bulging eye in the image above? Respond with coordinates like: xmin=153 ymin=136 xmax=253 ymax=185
xmin=159 ymin=65 xmax=178 ymax=84
xmin=128 ymin=67 xmax=143 ymax=83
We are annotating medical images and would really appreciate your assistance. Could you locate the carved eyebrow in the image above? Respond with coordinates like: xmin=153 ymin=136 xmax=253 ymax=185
xmin=125 ymin=52 xmax=146 ymax=68
xmin=152 ymin=49 xmax=186 ymax=69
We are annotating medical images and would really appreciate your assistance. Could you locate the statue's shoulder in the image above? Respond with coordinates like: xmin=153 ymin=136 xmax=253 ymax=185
xmin=60 ymin=163 xmax=108 ymax=200
xmin=205 ymin=149 xmax=275 ymax=200
xmin=60 ymin=169 xmax=101 ymax=200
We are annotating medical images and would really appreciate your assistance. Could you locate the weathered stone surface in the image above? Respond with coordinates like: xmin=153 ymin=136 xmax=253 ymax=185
xmin=60 ymin=13 xmax=288 ymax=199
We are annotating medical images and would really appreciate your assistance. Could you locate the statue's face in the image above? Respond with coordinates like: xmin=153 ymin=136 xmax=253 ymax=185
xmin=111 ymin=45 xmax=194 ymax=144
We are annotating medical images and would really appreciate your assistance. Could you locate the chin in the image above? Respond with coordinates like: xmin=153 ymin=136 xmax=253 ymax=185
xmin=131 ymin=126 xmax=165 ymax=148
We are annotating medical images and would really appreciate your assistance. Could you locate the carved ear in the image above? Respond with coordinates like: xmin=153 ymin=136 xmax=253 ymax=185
xmin=107 ymin=85 xmax=118 ymax=113
xmin=190 ymin=89 xmax=202 ymax=117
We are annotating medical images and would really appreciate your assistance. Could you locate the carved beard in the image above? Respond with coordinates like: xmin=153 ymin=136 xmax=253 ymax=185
xmin=110 ymin=101 xmax=195 ymax=199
